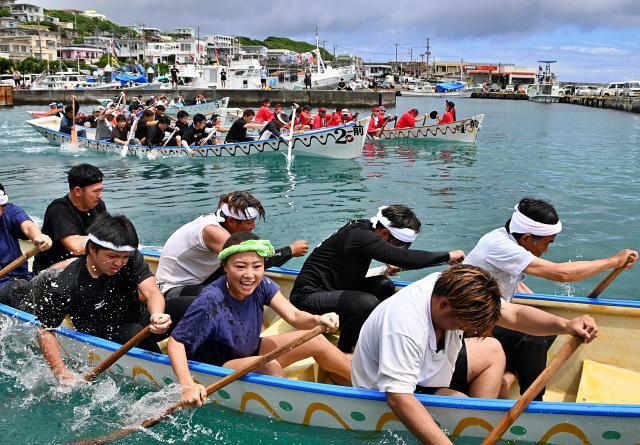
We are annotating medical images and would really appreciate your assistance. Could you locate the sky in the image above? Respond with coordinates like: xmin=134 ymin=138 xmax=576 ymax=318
xmin=39 ymin=0 xmax=640 ymax=82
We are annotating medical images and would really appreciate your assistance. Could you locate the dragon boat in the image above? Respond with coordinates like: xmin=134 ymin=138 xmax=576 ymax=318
xmin=25 ymin=116 xmax=370 ymax=160
xmin=372 ymin=114 xmax=484 ymax=143
xmin=4 ymin=244 xmax=640 ymax=444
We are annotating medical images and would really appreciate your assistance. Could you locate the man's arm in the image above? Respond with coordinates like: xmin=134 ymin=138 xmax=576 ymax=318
xmin=386 ymin=393 xmax=452 ymax=445
xmin=138 ymin=276 xmax=171 ymax=334
xmin=59 ymin=235 xmax=89 ymax=257
xmin=20 ymin=220 xmax=52 ymax=250
xmin=497 ymin=301 xmax=598 ymax=342
xmin=37 ymin=328 xmax=82 ymax=384
xmin=265 ymin=240 xmax=309 ymax=269
xmin=524 ymin=249 xmax=637 ymax=282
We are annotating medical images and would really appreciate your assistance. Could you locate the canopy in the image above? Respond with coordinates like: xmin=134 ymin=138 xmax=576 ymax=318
xmin=435 ymin=81 xmax=466 ymax=92
xmin=114 ymin=64 xmax=148 ymax=85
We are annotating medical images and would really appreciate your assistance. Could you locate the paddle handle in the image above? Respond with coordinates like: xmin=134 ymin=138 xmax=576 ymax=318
xmin=481 ymin=336 xmax=583 ymax=445
xmin=588 ymin=256 xmax=633 ymax=298
xmin=0 ymin=246 xmax=39 ymax=279
xmin=76 ymin=325 xmax=327 ymax=445
xmin=83 ymin=325 xmax=152 ymax=381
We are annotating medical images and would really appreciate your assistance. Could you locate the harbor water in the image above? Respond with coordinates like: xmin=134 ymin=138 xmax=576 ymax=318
xmin=0 ymin=96 xmax=639 ymax=443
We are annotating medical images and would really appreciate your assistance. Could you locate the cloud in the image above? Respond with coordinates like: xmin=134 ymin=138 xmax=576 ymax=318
xmin=559 ymin=46 xmax=628 ymax=55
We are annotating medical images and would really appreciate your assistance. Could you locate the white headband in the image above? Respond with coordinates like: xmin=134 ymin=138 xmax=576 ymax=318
xmin=370 ymin=206 xmax=418 ymax=243
xmin=219 ymin=203 xmax=260 ymax=220
xmin=0 ymin=190 xmax=7 ymax=206
xmin=509 ymin=205 xmax=562 ymax=236
xmin=88 ymin=234 xmax=136 ymax=252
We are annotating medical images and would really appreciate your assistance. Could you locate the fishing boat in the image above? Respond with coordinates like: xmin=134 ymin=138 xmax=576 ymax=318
xmin=30 ymin=70 xmax=121 ymax=90
xmin=372 ymin=114 xmax=484 ymax=143
xmin=401 ymin=81 xmax=473 ymax=98
xmin=164 ymin=97 xmax=230 ymax=117
xmin=25 ymin=115 xmax=370 ymax=159
xmin=4 ymin=244 xmax=640 ymax=444
xmin=528 ymin=61 xmax=562 ymax=103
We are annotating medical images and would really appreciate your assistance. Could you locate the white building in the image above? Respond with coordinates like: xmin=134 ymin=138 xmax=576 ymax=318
xmin=10 ymin=3 xmax=44 ymax=22
xmin=80 ymin=9 xmax=106 ymax=20
xmin=363 ymin=63 xmax=392 ymax=78
xmin=169 ymin=27 xmax=194 ymax=38
xmin=117 ymin=37 xmax=145 ymax=60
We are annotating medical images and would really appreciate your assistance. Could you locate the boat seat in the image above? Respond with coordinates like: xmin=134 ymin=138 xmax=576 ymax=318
xmin=576 ymin=359 xmax=640 ymax=404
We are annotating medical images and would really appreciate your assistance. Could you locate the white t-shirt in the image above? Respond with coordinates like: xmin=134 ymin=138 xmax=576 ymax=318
xmin=352 ymin=272 xmax=463 ymax=394
xmin=464 ymin=227 xmax=535 ymax=302
xmin=155 ymin=214 xmax=223 ymax=292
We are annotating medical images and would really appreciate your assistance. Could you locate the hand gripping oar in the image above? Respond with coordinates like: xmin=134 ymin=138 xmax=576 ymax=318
xmin=119 ymin=115 xmax=140 ymax=157
xmin=72 ymin=325 xmax=327 ymax=445
xmin=0 ymin=246 xmax=39 ymax=279
xmin=148 ymin=127 xmax=179 ymax=160
xmin=481 ymin=336 xmax=584 ymax=445
xmin=588 ymin=255 xmax=634 ymax=298
xmin=70 ymin=96 xmax=79 ymax=148
xmin=83 ymin=325 xmax=152 ymax=381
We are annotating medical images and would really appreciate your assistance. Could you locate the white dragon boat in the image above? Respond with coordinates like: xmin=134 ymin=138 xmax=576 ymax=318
xmin=25 ymin=116 xmax=370 ymax=160
xmin=372 ymin=114 xmax=484 ymax=143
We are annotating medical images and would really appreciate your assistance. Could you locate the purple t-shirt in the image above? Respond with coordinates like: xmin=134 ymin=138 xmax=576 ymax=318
xmin=0 ymin=203 xmax=32 ymax=289
xmin=171 ymin=275 xmax=280 ymax=366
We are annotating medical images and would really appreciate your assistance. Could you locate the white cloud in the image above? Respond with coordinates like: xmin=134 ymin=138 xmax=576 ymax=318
xmin=560 ymin=46 xmax=628 ymax=55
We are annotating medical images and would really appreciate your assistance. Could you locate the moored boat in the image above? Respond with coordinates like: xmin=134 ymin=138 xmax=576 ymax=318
xmin=25 ymin=115 xmax=370 ymax=159
xmin=164 ymin=97 xmax=230 ymax=117
xmin=6 ymin=244 xmax=640 ymax=444
xmin=372 ymin=114 xmax=484 ymax=143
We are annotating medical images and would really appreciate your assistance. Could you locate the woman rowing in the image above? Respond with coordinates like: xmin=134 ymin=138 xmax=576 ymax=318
xmin=168 ymin=232 xmax=352 ymax=407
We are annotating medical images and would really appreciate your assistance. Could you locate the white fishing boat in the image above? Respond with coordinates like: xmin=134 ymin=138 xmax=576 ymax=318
xmin=401 ymin=81 xmax=473 ymax=98
xmin=373 ymin=114 xmax=484 ymax=143
xmin=527 ymin=61 xmax=562 ymax=103
xmin=4 ymin=245 xmax=640 ymax=444
xmin=25 ymin=115 xmax=370 ymax=159
xmin=30 ymin=70 xmax=121 ymax=90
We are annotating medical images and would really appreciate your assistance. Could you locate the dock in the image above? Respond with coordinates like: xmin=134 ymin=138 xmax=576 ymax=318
xmin=11 ymin=88 xmax=397 ymax=108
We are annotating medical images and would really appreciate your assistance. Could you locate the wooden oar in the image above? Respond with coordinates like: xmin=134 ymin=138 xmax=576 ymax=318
xmin=83 ymin=325 xmax=152 ymax=381
xmin=0 ymin=246 xmax=39 ymax=279
xmin=286 ymin=103 xmax=298 ymax=169
xmin=148 ymin=127 xmax=179 ymax=160
xmin=70 ymin=96 xmax=79 ymax=148
xmin=481 ymin=336 xmax=584 ymax=445
xmin=73 ymin=325 xmax=327 ymax=445
xmin=588 ymin=255 xmax=634 ymax=298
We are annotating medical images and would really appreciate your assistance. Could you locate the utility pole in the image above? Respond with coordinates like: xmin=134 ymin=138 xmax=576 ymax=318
xmin=394 ymin=43 xmax=398 ymax=64
xmin=409 ymin=48 xmax=412 ymax=62
xmin=425 ymin=37 xmax=431 ymax=79
xmin=333 ymin=43 xmax=336 ymax=62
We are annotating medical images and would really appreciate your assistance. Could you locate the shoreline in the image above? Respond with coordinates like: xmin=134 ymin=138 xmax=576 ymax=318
xmin=470 ymin=92 xmax=640 ymax=114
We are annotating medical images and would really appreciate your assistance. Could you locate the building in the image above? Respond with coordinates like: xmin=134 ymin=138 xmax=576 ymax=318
xmin=116 ymin=37 xmax=145 ymax=61
xmin=363 ymin=63 xmax=392 ymax=78
xmin=79 ymin=9 xmax=106 ymax=20
xmin=58 ymin=45 xmax=104 ymax=63
xmin=83 ymin=35 xmax=112 ymax=52
xmin=9 ymin=3 xmax=44 ymax=22
xmin=204 ymin=34 xmax=234 ymax=63
xmin=463 ymin=63 xmax=536 ymax=86
xmin=0 ymin=17 xmax=21 ymax=29
xmin=168 ymin=27 xmax=194 ymax=38
xmin=0 ymin=27 xmax=57 ymax=60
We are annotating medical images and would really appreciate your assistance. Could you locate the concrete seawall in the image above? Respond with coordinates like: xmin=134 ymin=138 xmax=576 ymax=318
xmin=560 ymin=96 xmax=640 ymax=113
xmin=13 ymin=88 xmax=396 ymax=108
xmin=471 ymin=92 xmax=529 ymax=100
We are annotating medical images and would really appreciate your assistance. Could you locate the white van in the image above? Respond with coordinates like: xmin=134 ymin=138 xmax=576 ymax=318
xmin=602 ymin=82 xmax=625 ymax=96
xmin=622 ymin=81 xmax=640 ymax=97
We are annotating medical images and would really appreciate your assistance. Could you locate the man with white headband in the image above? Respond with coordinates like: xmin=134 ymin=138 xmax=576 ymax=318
xmin=0 ymin=183 xmax=52 ymax=306
xmin=35 ymin=214 xmax=171 ymax=386
xmin=465 ymin=197 xmax=637 ymax=399
xmin=156 ymin=191 xmax=308 ymax=325
xmin=291 ymin=204 xmax=466 ymax=353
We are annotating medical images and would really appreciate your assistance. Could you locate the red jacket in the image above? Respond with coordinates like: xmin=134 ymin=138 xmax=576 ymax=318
xmin=255 ymin=106 xmax=273 ymax=123
xmin=395 ymin=112 xmax=417 ymax=129
xmin=439 ymin=111 xmax=455 ymax=124
xmin=313 ymin=114 xmax=329 ymax=129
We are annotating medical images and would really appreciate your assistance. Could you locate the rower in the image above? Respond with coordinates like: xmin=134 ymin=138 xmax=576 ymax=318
xmin=145 ymin=115 xmax=171 ymax=147
xmin=59 ymin=97 xmax=86 ymax=138
xmin=438 ymin=101 xmax=456 ymax=124
xmin=173 ymin=110 xmax=190 ymax=146
xmin=167 ymin=232 xmax=351 ymax=408
xmin=352 ymin=264 xmax=598 ymax=445
xmin=464 ymin=197 xmax=637 ymax=399
xmin=258 ymin=112 xmax=289 ymax=140
xmin=367 ymin=107 xmax=392 ymax=137
xmin=290 ymin=205 xmax=465 ymax=353
xmin=34 ymin=214 xmax=171 ymax=385
xmin=180 ymin=113 xmax=208 ymax=150
xmin=395 ymin=108 xmax=427 ymax=129
xmin=225 ymin=109 xmax=264 ymax=143
xmin=312 ymin=107 xmax=329 ymax=129
xmin=0 ymin=183 xmax=52 ymax=306
xmin=134 ymin=109 xmax=156 ymax=145
xmin=33 ymin=164 xmax=107 ymax=274
xmin=155 ymin=191 xmax=308 ymax=322
xmin=255 ymin=99 xmax=273 ymax=123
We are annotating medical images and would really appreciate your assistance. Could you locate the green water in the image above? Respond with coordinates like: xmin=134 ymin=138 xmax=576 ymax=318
xmin=1 ymin=97 xmax=639 ymax=443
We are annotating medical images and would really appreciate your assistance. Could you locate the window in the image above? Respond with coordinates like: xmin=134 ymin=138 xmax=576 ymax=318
xmin=0 ymin=45 xmax=8 ymax=52
xmin=180 ymin=43 xmax=191 ymax=51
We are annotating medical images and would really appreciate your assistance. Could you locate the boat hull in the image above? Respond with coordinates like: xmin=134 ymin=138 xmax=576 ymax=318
xmin=26 ymin=116 xmax=370 ymax=159
xmin=2 ymin=301 xmax=638 ymax=444
xmin=164 ymin=97 xmax=230 ymax=117
xmin=529 ymin=95 xmax=561 ymax=103
xmin=374 ymin=114 xmax=484 ymax=143
xmin=401 ymin=90 xmax=473 ymax=98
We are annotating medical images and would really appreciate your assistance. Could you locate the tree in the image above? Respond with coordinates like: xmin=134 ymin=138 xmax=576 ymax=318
xmin=0 ymin=57 xmax=15 ymax=74
xmin=0 ymin=7 xmax=11 ymax=18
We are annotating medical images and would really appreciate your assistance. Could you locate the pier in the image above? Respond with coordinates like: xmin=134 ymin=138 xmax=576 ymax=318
xmin=559 ymin=95 xmax=640 ymax=114
xmin=12 ymin=88 xmax=397 ymax=108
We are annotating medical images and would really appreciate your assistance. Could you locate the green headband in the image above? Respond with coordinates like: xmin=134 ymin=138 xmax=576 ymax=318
xmin=218 ymin=239 xmax=275 ymax=262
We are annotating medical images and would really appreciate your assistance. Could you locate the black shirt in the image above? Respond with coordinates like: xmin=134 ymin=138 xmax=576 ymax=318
xmin=110 ymin=125 xmax=129 ymax=142
xmin=134 ymin=120 xmax=149 ymax=141
xmin=170 ymin=68 xmax=179 ymax=79
xmin=34 ymin=252 xmax=152 ymax=339
xmin=290 ymin=220 xmax=450 ymax=299
xmin=225 ymin=118 xmax=252 ymax=143
xmin=145 ymin=124 xmax=166 ymax=147
xmin=175 ymin=120 xmax=189 ymax=137
xmin=258 ymin=120 xmax=282 ymax=140
xmin=182 ymin=124 xmax=208 ymax=146
xmin=33 ymin=196 xmax=107 ymax=273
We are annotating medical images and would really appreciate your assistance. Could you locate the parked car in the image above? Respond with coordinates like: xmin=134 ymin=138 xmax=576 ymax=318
xmin=489 ymin=83 xmax=501 ymax=92
xmin=575 ymin=85 xmax=593 ymax=96
xmin=622 ymin=81 xmax=640 ymax=97
xmin=602 ymin=82 xmax=625 ymax=96
xmin=504 ymin=84 xmax=515 ymax=92
xmin=516 ymin=84 xmax=528 ymax=94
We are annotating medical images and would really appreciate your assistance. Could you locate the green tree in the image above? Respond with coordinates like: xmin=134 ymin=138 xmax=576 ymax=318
xmin=17 ymin=57 xmax=47 ymax=74
xmin=0 ymin=7 xmax=11 ymax=17
xmin=0 ymin=57 xmax=15 ymax=74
